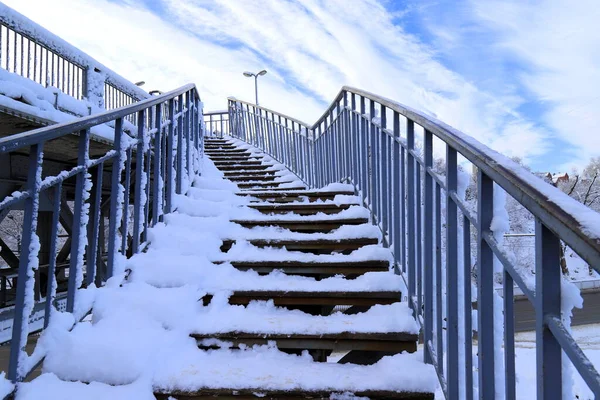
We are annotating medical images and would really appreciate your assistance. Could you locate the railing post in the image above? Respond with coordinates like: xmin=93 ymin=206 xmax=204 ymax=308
xmin=121 ymin=148 xmax=132 ymax=254
xmin=535 ymin=219 xmax=562 ymax=397
xmin=8 ymin=143 xmax=43 ymax=383
xmin=359 ymin=96 xmax=367 ymax=206
xmin=152 ymin=104 xmax=163 ymax=224
xmin=132 ymin=109 xmax=146 ymax=254
xmin=165 ymin=99 xmax=175 ymax=213
xmin=406 ymin=119 xmax=415 ymax=311
xmin=380 ymin=106 xmax=389 ymax=237
xmin=86 ymin=162 xmax=103 ymax=286
xmin=67 ymin=129 xmax=90 ymax=312
xmin=423 ymin=130 xmax=433 ymax=365
xmin=446 ymin=146 xmax=459 ymax=399
xmin=176 ymin=93 xmax=184 ymax=194
xmin=107 ymin=119 xmax=125 ymax=279
xmin=477 ymin=170 xmax=496 ymax=399
xmin=186 ymin=92 xmax=192 ymax=179
xmin=44 ymin=183 xmax=62 ymax=328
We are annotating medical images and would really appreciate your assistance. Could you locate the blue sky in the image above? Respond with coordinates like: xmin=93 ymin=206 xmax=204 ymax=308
xmin=6 ymin=0 xmax=600 ymax=172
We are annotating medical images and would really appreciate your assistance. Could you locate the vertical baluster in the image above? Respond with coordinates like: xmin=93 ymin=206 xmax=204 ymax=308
xmin=349 ymin=95 xmax=356 ymax=187
xmin=44 ymin=182 xmax=62 ymax=328
xmin=165 ymin=98 xmax=175 ymax=213
xmin=424 ymin=130 xmax=434 ymax=364
xmin=369 ymin=101 xmax=377 ymax=222
xmin=67 ymin=129 xmax=90 ymax=312
xmin=334 ymin=104 xmax=341 ymax=181
xmin=121 ymin=148 xmax=132 ymax=254
xmin=392 ymin=111 xmax=401 ymax=272
xmin=107 ymin=120 xmax=124 ymax=279
xmin=277 ymin=115 xmax=283 ymax=163
xmin=535 ymin=219 xmax=562 ymax=397
xmin=375 ymin=105 xmax=382 ymax=222
xmin=406 ymin=120 xmax=415 ymax=310
xmin=86 ymin=163 xmax=103 ymax=286
xmin=186 ymin=93 xmax=192 ymax=179
xmin=8 ymin=142 xmax=43 ymax=383
xmin=33 ymin=42 xmax=38 ymax=82
xmin=401 ymin=143 xmax=406 ymax=274
xmin=416 ymin=160 xmax=423 ymax=313
xmin=446 ymin=146 xmax=459 ymax=400
xmin=151 ymin=104 xmax=162 ymax=226
xmin=0 ymin=25 xmax=3 ymax=70
xmin=176 ymin=94 xmax=184 ymax=194
xmin=435 ymin=183 xmax=444 ymax=374
xmin=504 ymin=269 xmax=516 ymax=400
xmin=381 ymin=106 xmax=389 ymax=238
xmin=477 ymin=170 xmax=496 ymax=399
xmin=20 ymin=33 xmax=23 ymax=76
xmin=359 ymin=97 xmax=367 ymax=204
xmin=463 ymin=215 xmax=474 ymax=400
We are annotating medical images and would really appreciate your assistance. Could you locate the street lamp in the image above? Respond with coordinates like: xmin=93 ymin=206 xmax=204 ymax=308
xmin=243 ymin=69 xmax=267 ymax=105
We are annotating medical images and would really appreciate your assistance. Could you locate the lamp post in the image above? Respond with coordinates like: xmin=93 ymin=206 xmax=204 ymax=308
xmin=243 ymin=70 xmax=267 ymax=105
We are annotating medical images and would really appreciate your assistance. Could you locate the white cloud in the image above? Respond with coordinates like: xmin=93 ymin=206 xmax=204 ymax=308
xmin=5 ymin=0 xmax=553 ymax=163
xmin=467 ymin=0 xmax=600 ymax=170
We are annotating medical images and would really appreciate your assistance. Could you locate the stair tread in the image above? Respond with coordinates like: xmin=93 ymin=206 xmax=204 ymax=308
xmin=223 ymin=237 xmax=378 ymax=244
xmin=192 ymin=331 xmax=415 ymax=340
xmin=156 ymin=388 xmax=433 ymax=399
xmin=239 ymin=190 xmax=355 ymax=196
xmin=231 ymin=218 xmax=368 ymax=224
xmin=221 ymin=290 xmax=400 ymax=297
xmin=225 ymin=259 xmax=389 ymax=267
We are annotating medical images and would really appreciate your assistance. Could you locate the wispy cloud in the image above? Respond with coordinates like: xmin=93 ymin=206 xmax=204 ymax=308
xmin=7 ymin=0 xmax=594 ymax=170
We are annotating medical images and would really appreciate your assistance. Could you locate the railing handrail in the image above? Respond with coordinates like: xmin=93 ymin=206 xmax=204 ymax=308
xmin=229 ymin=86 xmax=600 ymax=273
xmin=227 ymin=97 xmax=312 ymax=130
xmin=0 ymin=84 xmax=197 ymax=153
xmin=0 ymin=3 xmax=149 ymax=102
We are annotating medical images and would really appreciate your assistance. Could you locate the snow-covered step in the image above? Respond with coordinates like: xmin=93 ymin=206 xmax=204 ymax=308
xmin=236 ymin=181 xmax=285 ymax=189
xmin=213 ymin=159 xmax=264 ymax=166
xmin=248 ymin=202 xmax=354 ymax=215
xmin=194 ymin=331 xmax=416 ymax=354
xmin=204 ymin=146 xmax=247 ymax=152
xmin=231 ymin=217 xmax=369 ymax=233
xmin=239 ymin=190 xmax=355 ymax=202
xmin=220 ymin=237 xmax=379 ymax=253
xmin=218 ymin=164 xmax=272 ymax=171
xmin=202 ymin=290 xmax=401 ymax=308
xmin=209 ymin=156 xmax=258 ymax=163
xmin=223 ymin=259 xmax=389 ymax=275
xmin=227 ymin=174 xmax=276 ymax=181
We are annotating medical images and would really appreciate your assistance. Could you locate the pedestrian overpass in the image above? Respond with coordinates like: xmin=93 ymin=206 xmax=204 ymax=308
xmin=0 ymin=4 xmax=599 ymax=400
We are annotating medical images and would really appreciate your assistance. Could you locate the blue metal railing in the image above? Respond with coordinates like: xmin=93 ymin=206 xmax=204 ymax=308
xmin=0 ymin=83 xmax=203 ymax=383
xmin=0 ymin=3 xmax=149 ymax=111
xmin=204 ymin=110 xmax=229 ymax=138
xmin=228 ymin=88 xmax=600 ymax=399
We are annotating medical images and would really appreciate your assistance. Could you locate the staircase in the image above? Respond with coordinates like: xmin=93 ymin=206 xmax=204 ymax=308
xmin=159 ymin=137 xmax=436 ymax=399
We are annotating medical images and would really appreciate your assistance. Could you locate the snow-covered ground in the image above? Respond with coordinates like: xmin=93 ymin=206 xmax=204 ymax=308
xmin=431 ymin=323 xmax=600 ymax=399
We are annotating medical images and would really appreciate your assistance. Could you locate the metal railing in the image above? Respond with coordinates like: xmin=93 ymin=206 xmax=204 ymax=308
xmin=0 ymin=3 xmax=149 ymax=110
xmin=0 ymin=83 xmax=203 ymax=383
xmin=204 ymin=110 xmax=229 ymax=138
xmin=228 ymin=89 xmax=600 ymax=399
